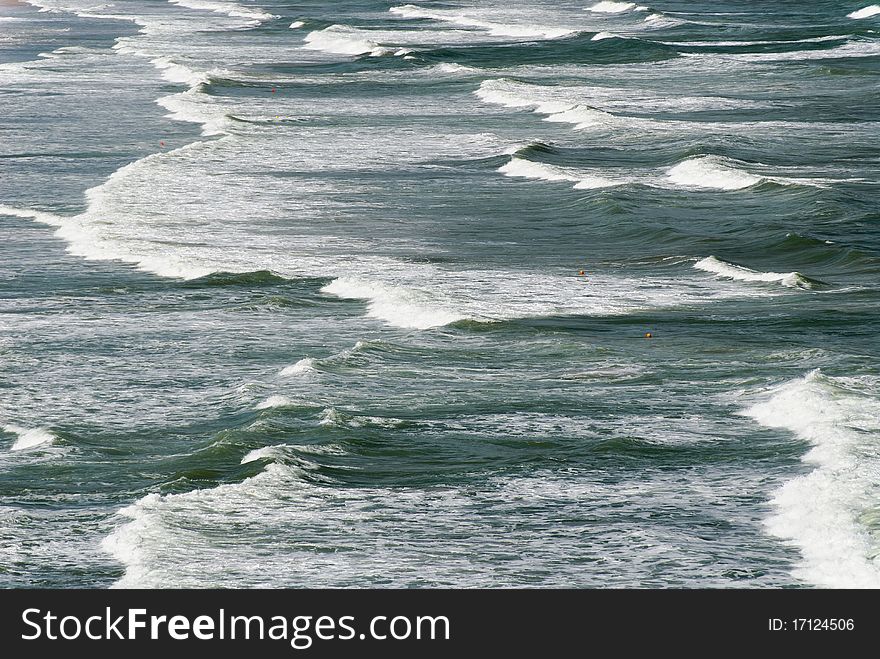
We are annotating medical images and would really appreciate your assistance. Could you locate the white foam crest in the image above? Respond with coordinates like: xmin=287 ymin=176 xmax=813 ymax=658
xmin=303 ymin=25 xmax=395 ymax=57
xmin=157 ymin=89 xmax=229 ymax=136
xmin=256 ymin=395 xmax=295 ymax=410
xmin=848 ymin=5 xmax=880 ymax=19
xmin=499 ymin=157 xmax=620 ymax=190
xmin=318 ymin=407 xmax=344 ymax=427
xmin=587 ymin=1 xmax=636 ymax=13
xmin=541 ymin=104 xmax=611 ymax=129
xmin=591 ymin=31 xmax=619 ymax=41
xmin=322 ymin=277 xmax=465 ymax=329
xmin=744 ymin=371 xmax=880 ymax=588
xmin=389 ymin=4 xmax=574 ymax=39
xmin=432 ymin=62 xmax=479 ymax=74
xmin=667 ymin=155 xmax=762 ymax=190
xmin=643 ymin=12 xmax=685 ymax=27
xmin=475 ymin=79 xmax=615 ymax=130
xmin=150 ymin=57 xmax=209 ymax=88
xmin=167 ymin=0 xmax=275 ymax=22
xmin=3 ymin=425 xmax=56 ymax=451
xmin=280 ymin=358 xmax=316 ymax=376
xmin=241 ymin=446 xmax=282 ymax=464
xmin=694 ymin=256 xmax=813 ymax=289
xmin=289 ymin=20 xmax=304 ymax=29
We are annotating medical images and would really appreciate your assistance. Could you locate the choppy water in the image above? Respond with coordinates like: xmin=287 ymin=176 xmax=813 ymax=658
xmin=1 ymin=0 xmax=878 ymax=588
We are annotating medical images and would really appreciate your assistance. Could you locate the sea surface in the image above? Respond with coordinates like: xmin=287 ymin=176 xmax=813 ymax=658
xmin=0 ymin=0 xmax=878 ymax=588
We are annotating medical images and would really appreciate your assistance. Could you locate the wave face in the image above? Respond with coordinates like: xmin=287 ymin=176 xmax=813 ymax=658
xmin=2 ymin=0 xmax=878 ymax=590
xmin=745 ymin=372 xmax=880 ymax=588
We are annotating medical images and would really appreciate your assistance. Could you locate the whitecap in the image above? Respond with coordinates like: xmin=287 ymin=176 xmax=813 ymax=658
xmin=280 ymin=358 xmax=316 ymax=376
xmin=848 ymin=5 xmax=880 ymax=19
xmin=666 ymin=155 xmax=762 ymax=190
xmin=3 ymin=425 xmax=56 ymax=451
xmin=321 ymin=277 xmax=464 ymax=329
xmin=256 ymin=395 xmax=295 ymax=410
xmin=694 ymin=256 xmax=815 ymax=289
xmin=586 ymin=1 xmax=636 ymax=13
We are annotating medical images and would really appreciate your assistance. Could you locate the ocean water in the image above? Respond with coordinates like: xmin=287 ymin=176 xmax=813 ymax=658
xmin=0 ymin=0 xmax=878 ymax=589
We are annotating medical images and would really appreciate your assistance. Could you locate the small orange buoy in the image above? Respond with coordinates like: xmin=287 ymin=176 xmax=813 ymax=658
xmin=645 ymin=332 xmax=652 ymax=338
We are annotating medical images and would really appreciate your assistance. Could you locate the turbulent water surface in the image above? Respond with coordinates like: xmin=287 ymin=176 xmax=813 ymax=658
xmin=1 ymin=0 xmax=879 ymax=588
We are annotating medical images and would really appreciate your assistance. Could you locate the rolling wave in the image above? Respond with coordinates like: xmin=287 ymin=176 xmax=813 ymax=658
xmin=693 ymin=256 xmax=819 ymax=290
xmin=497 ymin=154 xmax=829 ymax=194
xmin=498 ymin=157 xmax=623 ymax=189
xmin=303 ymin=25 xmax=412 ymax=57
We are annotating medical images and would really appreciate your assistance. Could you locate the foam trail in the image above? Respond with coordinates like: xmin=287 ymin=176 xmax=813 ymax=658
xmin=848 ymin=5 xmax=880 ymax=19
xmin=694 ymin=256 xmax=815 ymax=289
xmin=667 ymin=155 xmax=762 ymax=191
xmin=0 ymin=205 xmax=64 ymax=227
xmin=745 ymin=371 xmax=880 ymax=588
xmin=3 ymin=425 xmax=56 ymax=451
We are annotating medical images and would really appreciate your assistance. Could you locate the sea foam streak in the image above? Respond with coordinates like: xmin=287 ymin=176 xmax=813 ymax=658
xmin=745 ymin=372 xmax=880 ymax=588
xmin=694 ymin=256 xmax=815 ymax=289
xmin=848 ymin=5 xmax=880 ymax=19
